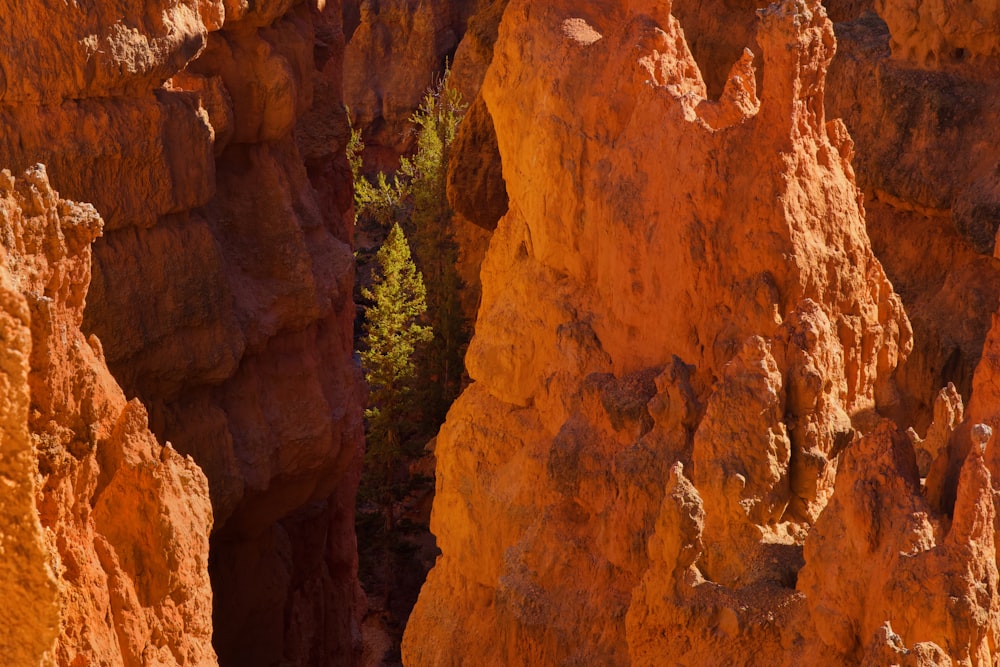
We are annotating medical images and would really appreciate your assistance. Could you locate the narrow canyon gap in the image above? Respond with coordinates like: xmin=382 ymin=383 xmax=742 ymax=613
xmin=5 ymin=0 xmax=1000 ymax=665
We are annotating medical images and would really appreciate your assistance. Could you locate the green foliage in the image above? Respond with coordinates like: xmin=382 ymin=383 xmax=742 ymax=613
xmin=398 ymin=69 xmax=464 ymax=213
xmin=354 ymin=67 xmax=469 ymax=534
xmin=359 ymin=223 xmax=432 ymax=529
xmin=347 ymin=111 xmax=410 ymax=228
xmin=402 ymin=67 xmax=470 ymax=424
xmin=360 ymin=222 xmax=432 ymax=415
xmin=346 ymin=117 xmax=364 ymax=180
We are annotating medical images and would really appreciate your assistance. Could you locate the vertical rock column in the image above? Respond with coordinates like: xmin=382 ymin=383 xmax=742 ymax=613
xmin=405 ymin=0 xmax=911 ymax=664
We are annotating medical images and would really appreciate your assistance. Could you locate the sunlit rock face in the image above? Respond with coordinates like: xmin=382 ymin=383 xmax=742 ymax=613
xmin=0 ymin=166 xmax=216 ymax=667
xmin=0 ymin=0 xmax=364 ymax=665
xmin=405 ymin=0 xmax=1000 ymax=664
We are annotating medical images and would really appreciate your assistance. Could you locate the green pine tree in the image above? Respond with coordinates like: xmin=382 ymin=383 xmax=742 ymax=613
xmin=359 ymin=223 xmax=433 ymax=531
xmin=401 ymin=67 xmax=469 ymax=424
xmin=347 ymin=111 xmax=410 ymax=228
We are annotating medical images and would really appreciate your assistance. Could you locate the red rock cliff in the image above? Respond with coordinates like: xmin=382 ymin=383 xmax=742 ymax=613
xmin=404 ymin=0 xmax=1000 ymax=664
xmin=0 ymin=0 xmax=364 ymax=664
xmin=0 ymin=166 xmax=214 ymax=666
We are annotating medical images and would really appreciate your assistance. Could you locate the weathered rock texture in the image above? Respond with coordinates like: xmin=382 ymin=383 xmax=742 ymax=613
xmin=343 ymin=0 xmax=485 ymax=167
xmin=404 ymin=0 xmax=1000 ymax=664
xmin=876 ymin=0 xmax=1000 ymax=64
xmin=0 ymin=0 xmax=364 ymax=665
xmin=826 ymin=8 xmax=1000 ymax=432
xmin=0 ymin=166 xmax=215 ymax=666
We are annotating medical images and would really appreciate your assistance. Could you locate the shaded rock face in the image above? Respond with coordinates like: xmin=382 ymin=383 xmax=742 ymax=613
xmin=343 ymin=0 xmax=484 ymax=167
xmin=398 ymin=0 xmax=1000 ymax=664
xmin=0 ymin=166 xmax=215 ymax=667
xmin=446 ymin=55 xmax=507 ymax=235
xmin=825 ymin=9 xmax=1000 ymax=432
xmin=875 ymin=0 xmax=1000 ymax=64
xmin=445 ymin=0 xmax=509 ymax=321
xmin=0 ymin=0 xmax=364 ymax=665
xmin=671 ymin=0 xmax=762 ymax=98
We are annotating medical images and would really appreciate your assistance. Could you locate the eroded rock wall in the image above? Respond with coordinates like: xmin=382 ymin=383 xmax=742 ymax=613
xmin=0 ymin=1 xmax=364 ymax=665
xmin=825 ymin=6 xmax=1000 ymax=431
xmin=876 ymin=0 xmax=1000 ymax=64
xmin=343 ymin=0 xmax=485 ymax=167
xmin=403 ymin=0 xmax=1000 ymax=664
xmin=0 ymin=167 xmax=215 ymax=666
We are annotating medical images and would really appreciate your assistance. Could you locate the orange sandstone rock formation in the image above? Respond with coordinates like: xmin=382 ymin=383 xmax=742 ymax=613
xmin=404 ymin=0 xmax=1000 ymax=664
xmin=0 ymin=166 xmax=214 ymax=666
xmin=826 ymin=8 xmax=1000 ymax=431
xmin=875 ymin=0 xmax=1000 ymax=64
xmin=0 ymin=0 xmax=364 ymax=664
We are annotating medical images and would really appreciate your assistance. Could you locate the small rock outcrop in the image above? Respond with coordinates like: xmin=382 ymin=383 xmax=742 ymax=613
xmin=799 ymin=421 xmax=999 ymax=665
